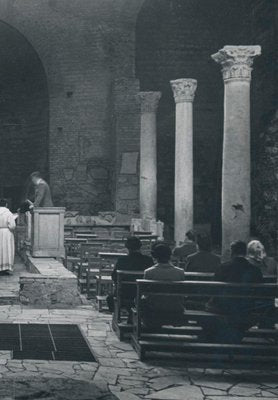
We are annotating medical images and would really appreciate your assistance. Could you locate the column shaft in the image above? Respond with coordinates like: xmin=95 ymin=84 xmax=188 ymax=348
xmin=175 ymin=102 xmax=193 ymax=245
xmin=138 ymin=91 xmax=161 ymax=220
xmin=212 ymin=45 xmax=261 ymax=259
xmin=171 ymin=78 xmax=197 ymax=245
xmin=140 ymin=112 xmax=157 ymax=219
xmin=222 ymin=80 xmax=251 ymax=255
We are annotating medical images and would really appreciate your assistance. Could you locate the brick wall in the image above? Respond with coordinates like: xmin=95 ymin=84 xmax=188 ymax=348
xmin=0 ymin=0 xmax=142 ymax=214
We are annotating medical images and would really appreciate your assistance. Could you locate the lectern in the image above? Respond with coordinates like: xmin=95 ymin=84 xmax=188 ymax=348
xmin=31 ymin=207 xmax=65 ymax=257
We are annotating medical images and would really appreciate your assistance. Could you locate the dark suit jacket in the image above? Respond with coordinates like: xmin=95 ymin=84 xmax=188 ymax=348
xmin=173 ymin=240 xmax=197 ymax=260
xmin=34 ymin=180 xmax=53 ymax=207
xmin=186 ymin=251 xmax=221 ymax=273
xmin=212 ymin=256 xmax=263 ymax=316
xmin=111 ymin=252 xmax=153 ymax=300
xmin=111 ymin=252 xmax=153 ymax=283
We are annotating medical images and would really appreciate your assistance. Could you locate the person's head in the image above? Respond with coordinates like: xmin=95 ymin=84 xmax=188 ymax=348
xmin=0 ymin=198 xmax=8 ymax=208
xmin=186 ymin=230 xmax=195 ymax=242
xmin=151 ymin=240 xmax=168 ymax=257
xmin=125 ymin=236 xmax=142 ymax=253
xmin=152 ymin=244 xmax=172 ymax=263
xmin=247 ymin=240 xmax=266 ymax=261
xmin=230 ymin=240 xmax=247 ymax=258
xmin=196 ymin=234 xmax=212 ymax=252
xmin=30 ymin=171 xmax=42 ymax=185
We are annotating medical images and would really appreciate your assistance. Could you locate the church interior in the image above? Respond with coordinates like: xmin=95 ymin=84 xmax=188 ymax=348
xmin=0 ymin=0 xmax=277 ymax=398
xmin=0 ymin=0 xmax=276 ymax=246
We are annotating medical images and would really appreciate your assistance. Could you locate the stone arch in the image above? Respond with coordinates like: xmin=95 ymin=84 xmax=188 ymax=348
xmin=0 ymin=20 xmax=49 ymax=210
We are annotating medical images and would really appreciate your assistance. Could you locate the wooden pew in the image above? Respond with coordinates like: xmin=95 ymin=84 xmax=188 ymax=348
xmin=64 ymin=224 xmax=130 ymax=239
xmin=75 ymin=233 xmax=98 ymax=239
xmin=98 ymin=251 xmax=128 ymax=265
xmin=131 ymin=279 xmax=278 ymax=368
xmin=64 ymin=237 xmax=88 ymax=271
xmin=95 ymin=260 xmax=115 ymax=311
xmin=112 ymin=270 xmax=145 ymax=340
xmin=78 ymin=245 xmax=125 ymax=296
xmin=113 ymin=273 xmax=277 ymax=340
xmin=77 ymin=244 xmax=104 ymax=293
xmin=112 ymin=271 xmax=220 ymax=341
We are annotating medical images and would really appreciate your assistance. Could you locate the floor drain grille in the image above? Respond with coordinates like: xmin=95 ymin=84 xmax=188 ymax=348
xmin=0 ymin=323 xmax=96 ymax=362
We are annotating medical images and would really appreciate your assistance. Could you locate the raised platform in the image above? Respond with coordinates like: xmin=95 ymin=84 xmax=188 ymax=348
xmin=20 ymin=252 xmax=83 ymax=308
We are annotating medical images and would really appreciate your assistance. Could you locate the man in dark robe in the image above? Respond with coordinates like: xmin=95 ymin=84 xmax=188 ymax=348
xmin=30 ymin=171 xmax=53 ymax=207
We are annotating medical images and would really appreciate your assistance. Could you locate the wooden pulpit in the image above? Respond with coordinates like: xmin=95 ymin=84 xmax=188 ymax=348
xmin=31 ymin=207 xmax=65 ymax=257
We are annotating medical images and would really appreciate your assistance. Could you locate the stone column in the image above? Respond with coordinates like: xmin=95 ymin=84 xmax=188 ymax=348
xmin=212 ymin=46 xmax=261 ymax=259
xmin=170 ymin=79 xmax=197 ymax=245
xmin=138 ymin=91 xmax=161 ymax=219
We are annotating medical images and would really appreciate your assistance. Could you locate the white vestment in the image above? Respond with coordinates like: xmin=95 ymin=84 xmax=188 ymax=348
xmin=0 ymin=207 xmax=15 ymax=271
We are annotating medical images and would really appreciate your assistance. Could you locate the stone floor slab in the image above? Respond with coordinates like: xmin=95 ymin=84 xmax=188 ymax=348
xmin=145 ymin=385 xmax=203 ymax=400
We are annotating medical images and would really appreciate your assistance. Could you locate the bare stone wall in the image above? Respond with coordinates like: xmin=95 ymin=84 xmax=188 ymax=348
xmin=250 ymin=0 xmax=278 ymax=253
xmin=0 ymin=0 xmax=142 ymax=215
xmin=253 ymin=111 xmax=278 ymax=254
xmin=20 ymin=254 xmax=82 ymax=308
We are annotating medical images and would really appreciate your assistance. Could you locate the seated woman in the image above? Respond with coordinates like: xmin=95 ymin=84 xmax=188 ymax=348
xmin=142 ymin=244 xmax=185 ymax=329
xmin=247 ymin=240 xmax=277 ymax=276
xmin=247 ymin=240 xmax=277 ymax=328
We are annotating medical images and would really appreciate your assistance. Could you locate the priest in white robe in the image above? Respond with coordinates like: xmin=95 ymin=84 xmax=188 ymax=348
xmin=0 ymin=199 xmax=16 ymax=273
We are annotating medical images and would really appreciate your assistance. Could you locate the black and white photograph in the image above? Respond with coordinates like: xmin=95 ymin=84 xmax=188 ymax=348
xmin=0 ymin=0 xmax=277 ymax=398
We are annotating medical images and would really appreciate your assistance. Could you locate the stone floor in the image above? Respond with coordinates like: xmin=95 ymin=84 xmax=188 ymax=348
xmin=0 ymin=258 xmax=33 ymax=302
xmin=0 ymin=258 xmax=277 ymax=399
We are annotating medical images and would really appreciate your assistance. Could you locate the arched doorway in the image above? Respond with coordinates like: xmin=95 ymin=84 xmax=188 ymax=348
xmin=135 ymin=0 xmax=255 ymax=242
xmin=0 ymin=22 xmax=49 ymax=211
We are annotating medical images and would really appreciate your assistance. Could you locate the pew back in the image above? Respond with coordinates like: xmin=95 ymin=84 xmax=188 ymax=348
xmin=131 ymin=279 xmax=278 ymax=366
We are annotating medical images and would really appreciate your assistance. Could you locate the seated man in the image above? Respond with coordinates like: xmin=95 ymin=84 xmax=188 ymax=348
xmin=173 ymin=230 xmax=197 ymax=262
xmin=204 ymin=240 xmax=263 ymax=343
xmin=184 ymin=234 xmax=220 ymax=310
xmin=186 ymin=233 xmax=220 ymax=273
xmin=108 ymin=237 xmax=153 ymax=316
xmin=142 ymin=244 xmax=185 ymax=329
xmin=111 ymin=236 xmax=153 ymax=282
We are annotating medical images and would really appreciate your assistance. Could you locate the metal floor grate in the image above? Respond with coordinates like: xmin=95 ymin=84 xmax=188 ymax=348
xmin=0 ymin=323 xmax=96 ymax=362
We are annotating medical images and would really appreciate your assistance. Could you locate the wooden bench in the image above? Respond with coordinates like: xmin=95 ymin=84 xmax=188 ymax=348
xmin=112 ymin=270 xmax=145 ymax=340
xmin=131 ymin=279 xmax=278 ymax=369
xmin=64 ymin=224 xmax=130 ymax=239
xmin=95 ymin=261 xmax=114 ymax=311
xmin=64 ymin=238 xmax=88 ymax=271
xmin=98 ymin=251 xmax=128 ymax=265
xmin=77 ymin=244 xmax=103 ymax=293
xmin=75 ymin=233 xmax=98 ymax=239
xmin=112 ymin=272 xmax=276 ymax=341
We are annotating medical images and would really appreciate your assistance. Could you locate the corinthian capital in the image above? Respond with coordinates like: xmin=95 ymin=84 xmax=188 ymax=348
xmin=212 ymin=45 xmax=261 ymax=81
xmin=170 ymin=79 xmax=197 ymax=103
xmin=138 ymin=91 xmax=161 ymax=113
